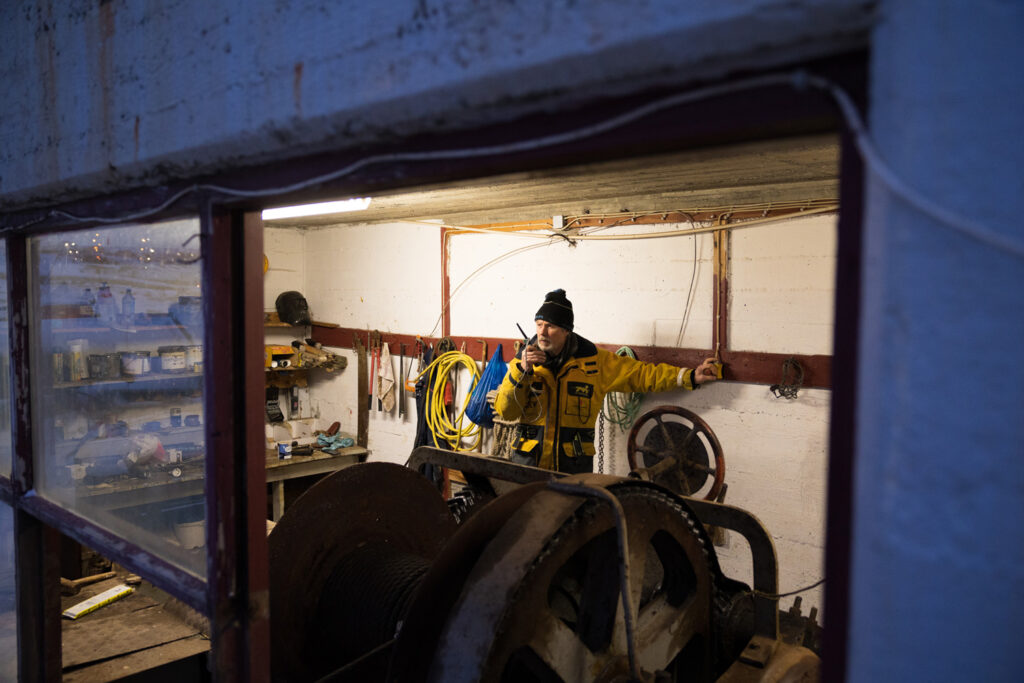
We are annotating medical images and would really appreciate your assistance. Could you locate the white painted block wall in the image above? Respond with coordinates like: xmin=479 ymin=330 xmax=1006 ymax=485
xmin=265 ymin=212 xmax=835 ymax=613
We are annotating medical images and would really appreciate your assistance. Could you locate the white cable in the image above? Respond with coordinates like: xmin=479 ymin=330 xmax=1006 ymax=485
xmin=426 ymin=238 xmax=556 ymax=337
xmin=10 ymin=70 xmax=1021 ymax=261
xmin=565 ymin=206 xmax=837 ymax=239
xmin=801 ymin=72 xmax=1024 ymax=260
xmin=676 ymin=223 xmax=700 ymax=346
xmin=420 ymin=205 xmax=836 ymax=243
xmin=49 ymin=186 xmax=198 ymax=226
xmin=13 ymin=73 xmax=797 ymax=229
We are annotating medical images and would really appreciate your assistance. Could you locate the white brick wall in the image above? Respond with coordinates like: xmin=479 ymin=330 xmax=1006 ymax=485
xmin=265 ymin=212 xmax=835 ymax=615
xmin=731 ymin=214 xmax=837 ymax=354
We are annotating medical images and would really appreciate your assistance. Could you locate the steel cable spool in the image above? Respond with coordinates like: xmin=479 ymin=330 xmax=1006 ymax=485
xmin=313 ymin=543 xmax=431 ymax=677
xmin=268 ymin=463 xmax=457 ymax=682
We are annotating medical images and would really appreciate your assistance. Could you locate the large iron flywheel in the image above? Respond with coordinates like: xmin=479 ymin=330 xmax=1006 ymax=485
xmin=428 ymin=476 xmax=716 ymax=682
xmin=627 ymin=406 xmax=725 ymax=501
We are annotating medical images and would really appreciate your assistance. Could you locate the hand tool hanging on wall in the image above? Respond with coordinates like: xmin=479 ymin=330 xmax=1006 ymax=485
xmin=366 ymin=332 xmax=375 ymax=412
xmin=355 ymin=336 xmax=369 ymax=448
xmin=398 ymin=343 xmax=407 ymax=419
xmin=477 ymin=339 xmax=488 ymax=372
xmin=377 ymin=333 xmax=384 ymax=411
xmin=373 ymin=331 xmax=383 ymax=412
xmin=405 ymin=337 xmax=424 ymax=393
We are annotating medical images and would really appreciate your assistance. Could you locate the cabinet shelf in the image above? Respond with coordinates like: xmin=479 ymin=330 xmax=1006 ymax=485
xmin=54 ymin=372 xmax=203 ymax=390
xmin=47 ymin=324 xmax=199 ymax=336
xmin=264 ymin=312 xmax=338 ymax=328
xmin=264 ymin=312 xmax=297 ymax=327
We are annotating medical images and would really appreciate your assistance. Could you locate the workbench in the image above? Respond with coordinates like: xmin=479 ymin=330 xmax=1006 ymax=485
xmin=265 ymin=445 xmax=368 ymax=521
xmin=76 ymin=442 xmax=368 ymax=522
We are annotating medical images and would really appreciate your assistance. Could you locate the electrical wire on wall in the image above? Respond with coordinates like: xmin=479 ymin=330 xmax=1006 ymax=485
xmin=675 ymin=213 xmax=701 ymax=347
xmin=428 ymin=205 xmax=837 ymax=339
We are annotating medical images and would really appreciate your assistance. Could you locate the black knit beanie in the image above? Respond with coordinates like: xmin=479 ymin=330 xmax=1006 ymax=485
xmin=534 ymin=289 xmax=574 ymax=331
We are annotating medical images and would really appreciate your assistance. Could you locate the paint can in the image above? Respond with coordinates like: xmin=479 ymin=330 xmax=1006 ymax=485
xmin=87 ymin=355 xmax=106 ymax=380
xmin=122 ymin=351 xmax=151 ymax=376
xmin=158 ymin=346 xmax=188 ymax=373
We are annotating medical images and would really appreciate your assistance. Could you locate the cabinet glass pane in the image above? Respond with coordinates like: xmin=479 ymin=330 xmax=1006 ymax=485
xmin=0 ymin=503 xmax=15 ymax=681
xmin=30 ymin=220 xmax=206 ymax=578
xmin=0 ymin=239 xmax=10 ymax=478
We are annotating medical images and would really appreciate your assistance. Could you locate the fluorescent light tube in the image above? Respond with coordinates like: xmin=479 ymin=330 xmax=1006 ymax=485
xmin=262 ymin=197 xmax=372 ymax=220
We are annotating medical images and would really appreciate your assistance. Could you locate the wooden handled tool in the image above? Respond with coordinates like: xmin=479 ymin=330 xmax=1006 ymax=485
xmin=398 ymin=343 xmax=406 ymax=418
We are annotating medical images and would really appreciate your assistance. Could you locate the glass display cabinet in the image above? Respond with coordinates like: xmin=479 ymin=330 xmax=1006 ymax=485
xmin=29 ymin=219 xmax=207 ymax=578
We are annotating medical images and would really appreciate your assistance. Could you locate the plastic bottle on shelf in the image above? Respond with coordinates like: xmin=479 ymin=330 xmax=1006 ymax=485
xmin=121 ymin=288 xmax=135 ymax=323
xmin=79 ymin=288 xmax=95 ymax=318
xmin=97 ymin=283 xmax=116 ymax=324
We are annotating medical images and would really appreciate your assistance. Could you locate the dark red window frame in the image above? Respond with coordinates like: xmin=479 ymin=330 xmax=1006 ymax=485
xmin=0 ymin=53 xmax=865 ymax=682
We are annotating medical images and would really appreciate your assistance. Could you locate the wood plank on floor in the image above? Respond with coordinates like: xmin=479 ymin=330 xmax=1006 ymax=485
xmin=62 ymin=634 xmax=209 ymax=683
xmin=63 ymin=603 xmax=201 ymax=669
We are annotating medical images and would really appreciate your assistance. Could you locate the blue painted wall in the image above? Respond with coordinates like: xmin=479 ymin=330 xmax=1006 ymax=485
xmin=0 ymin=0 xmax=871 ymax=208
xmin=851 ymin=1 xmax=1024 ymax=680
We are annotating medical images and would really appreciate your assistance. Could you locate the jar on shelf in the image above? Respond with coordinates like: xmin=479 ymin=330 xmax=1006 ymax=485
xmin=68 ymin=339 xmax=89 ymax=381
xmin=121 ymin=351 xmax=151 ymax=376
xmin=157 ymin=346 xmax=188 ymax=373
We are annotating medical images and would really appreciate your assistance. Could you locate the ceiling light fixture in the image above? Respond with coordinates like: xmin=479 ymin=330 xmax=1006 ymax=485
xmin=262 ymin=197 xmax=372 ymax=220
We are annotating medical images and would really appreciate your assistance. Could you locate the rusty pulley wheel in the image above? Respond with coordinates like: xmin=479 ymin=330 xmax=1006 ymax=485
xmin=428 ymin=476 xmax=715 ymax=682
xmin=627 ymin=406 xmax=725 ymax=501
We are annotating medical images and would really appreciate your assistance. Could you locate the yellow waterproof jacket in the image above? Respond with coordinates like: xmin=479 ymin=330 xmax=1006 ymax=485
xmin=494 ymin=334 xmax=699 ymax=473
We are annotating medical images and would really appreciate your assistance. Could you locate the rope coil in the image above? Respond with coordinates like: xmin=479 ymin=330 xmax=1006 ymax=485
xmin=598 ymin=347 xmax=644 ymax=473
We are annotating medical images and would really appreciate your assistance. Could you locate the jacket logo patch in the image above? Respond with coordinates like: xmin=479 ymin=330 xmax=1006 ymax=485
xmin=567 ymin=382 xmax=593 ymax=398
xmin=564 ymin=382 xmax=594 ymax=422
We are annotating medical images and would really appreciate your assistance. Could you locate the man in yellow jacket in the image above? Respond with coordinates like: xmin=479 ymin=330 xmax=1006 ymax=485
xmin=494 ymin=289 xmax=721 ymax=473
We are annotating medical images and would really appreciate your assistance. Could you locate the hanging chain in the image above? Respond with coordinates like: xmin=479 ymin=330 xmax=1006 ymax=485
xmin=607 ymin=419 xmax=616 ymax=474
xmin=597 ymin=412 xmax=606 ymax=473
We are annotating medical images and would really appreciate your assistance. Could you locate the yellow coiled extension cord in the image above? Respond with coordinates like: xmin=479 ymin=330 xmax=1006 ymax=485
xmin=415 ymin=350 xmax=482 ymax=451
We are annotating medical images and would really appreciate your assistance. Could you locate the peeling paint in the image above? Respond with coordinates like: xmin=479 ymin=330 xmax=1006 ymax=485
xmin=0 ymin=1 xmax=874 ymax=209
xmin=293 ymin=61 xmax=303 ymax=116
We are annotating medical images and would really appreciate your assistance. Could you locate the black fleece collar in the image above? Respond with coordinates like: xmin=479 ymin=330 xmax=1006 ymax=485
xmin=523 ymin=333 xmax=597 ymax=371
